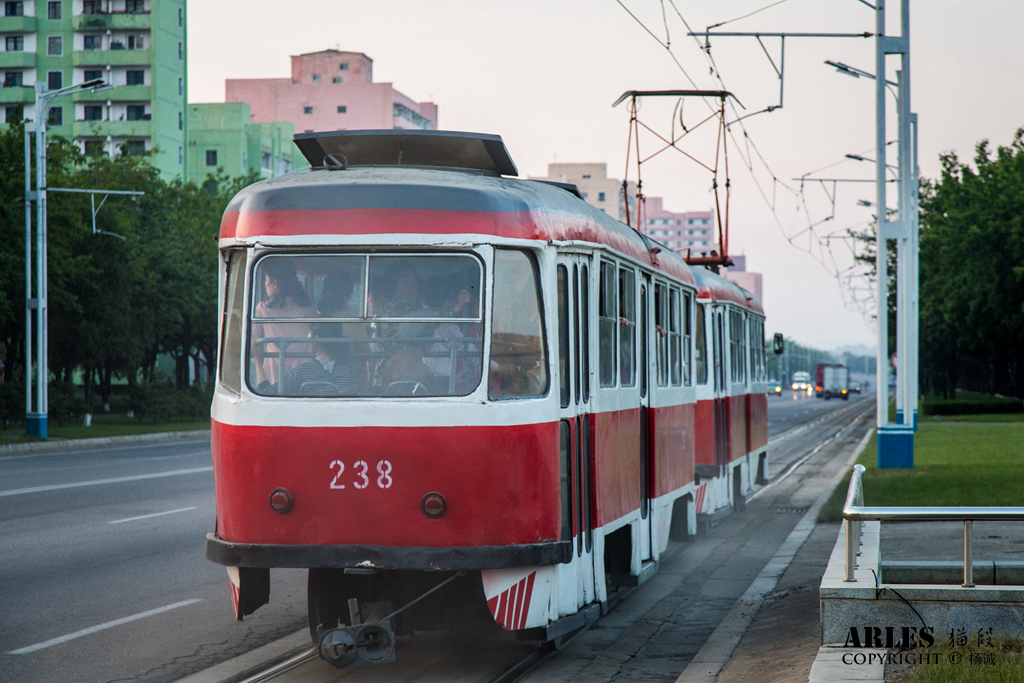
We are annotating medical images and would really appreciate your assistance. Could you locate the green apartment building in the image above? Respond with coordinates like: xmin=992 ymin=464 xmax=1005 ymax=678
xmin=0 ymin=0 xmax=187 ymax=179
xmin=187 ymin=102 xmax=302 ymax=183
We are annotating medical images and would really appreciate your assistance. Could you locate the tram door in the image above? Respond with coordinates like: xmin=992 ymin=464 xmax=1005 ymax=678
xmin=556 ymin=255 xmax=596 ymax=610
xmin=712 ymin=307 xmax=728 ymax=474
xmin=639 ymin=275 xmax=654 ymax=560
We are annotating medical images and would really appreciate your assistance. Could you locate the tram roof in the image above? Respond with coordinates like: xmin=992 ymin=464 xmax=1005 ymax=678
xmin=691 ymin=267 xmax=765 ymax=315
xmin=221 ymin=156 xmax=697 ymax=284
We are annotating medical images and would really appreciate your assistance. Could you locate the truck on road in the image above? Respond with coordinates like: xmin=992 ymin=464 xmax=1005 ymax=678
xmin=816 ymin=363 xmax=849 ymax=400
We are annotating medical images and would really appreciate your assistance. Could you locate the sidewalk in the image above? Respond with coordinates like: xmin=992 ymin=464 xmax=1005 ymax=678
xmin=0 ymin=429 xmax=210 ymax=455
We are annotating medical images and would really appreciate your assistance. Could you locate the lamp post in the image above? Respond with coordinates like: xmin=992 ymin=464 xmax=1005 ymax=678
xmin=24 ymin=78 xmax=111 ymax=437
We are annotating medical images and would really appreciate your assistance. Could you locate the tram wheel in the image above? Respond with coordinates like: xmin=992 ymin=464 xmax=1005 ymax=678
xmin=307 ymin=568 xmax=346 ymax=644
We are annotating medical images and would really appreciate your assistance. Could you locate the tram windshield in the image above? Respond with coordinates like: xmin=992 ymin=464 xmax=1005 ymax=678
xmin=248 ymin=253 xmax=483 ymax=397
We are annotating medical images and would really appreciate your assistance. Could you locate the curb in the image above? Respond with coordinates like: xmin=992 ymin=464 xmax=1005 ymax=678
xmin=0 ymin=429 xmax=211 ymax=455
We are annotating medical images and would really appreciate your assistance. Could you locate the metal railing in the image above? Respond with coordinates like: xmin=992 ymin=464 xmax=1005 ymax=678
xmin=842 ymin=463 xmax=1024 ymax=587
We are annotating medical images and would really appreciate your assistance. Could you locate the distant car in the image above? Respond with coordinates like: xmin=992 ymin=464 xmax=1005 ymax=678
xmin=791 ymin=371 xmax=811 ymax=391
xmin=767 ymin=380 xmax=782 ymax=395
xmin=852 ymin=384 xmax=862 ymax=394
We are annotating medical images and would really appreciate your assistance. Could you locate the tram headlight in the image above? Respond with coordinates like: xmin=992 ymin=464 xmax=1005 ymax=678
xmin=269 ymin=487 xmax=295 ymax=514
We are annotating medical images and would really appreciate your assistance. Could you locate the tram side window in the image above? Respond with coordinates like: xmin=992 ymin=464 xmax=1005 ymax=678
xmin=668 ymin=287 xmax=682 ymax=386
xmin=248 ymin=253 xmax=484 ymax=398
xmin=728 ymin=310 xmax=746 ymax=385
xmin=219 ymin=250 xmax=246 ymax=393
xmin=749 ymin=318 xmax=763 ymax=382
xmin=683 ymin=292 xmax=693 ymax=386
xmin=695 ymin=303 xmax=708 ymax=384
xmin=598 ymin=261 xmax=617 ymax=387
xmin=619 ymin=266 xmax=636 ymax=386
xmin=654 ymin=283 xmax=668 ymax=387
xmin=581 ymin=265 xmax=591 ymax=402
xmin=558 ymin=265 xmax=570 ymax=408
xmin=489 ymin=249 xmax=548 ymax=399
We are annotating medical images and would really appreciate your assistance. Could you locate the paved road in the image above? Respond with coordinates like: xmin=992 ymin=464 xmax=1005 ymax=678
xmin=0 ymin=392 xmax=873 ymax=683
xmin=0 ymin=439 xmax=309 ymax=683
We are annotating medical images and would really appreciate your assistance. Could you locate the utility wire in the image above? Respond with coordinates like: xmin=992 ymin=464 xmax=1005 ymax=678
xmin=707 ymin=0 xmax=794 ymax=30
xmin=623 ymin=0 xmax=878 ymax=320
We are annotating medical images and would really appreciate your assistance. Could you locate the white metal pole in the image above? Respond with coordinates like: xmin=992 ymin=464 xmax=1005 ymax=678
xmin=903 ymin=0 xmax=919 ymax=428
xmin=875 ymin=1 xmax=888 ymax=430
xmin=35 ymin=82 xmax=47 ymax=437
xmin=895 ymin=69 xmax=906 ymax=424
xmin=24 ymin=127 xmax=32 ymax=430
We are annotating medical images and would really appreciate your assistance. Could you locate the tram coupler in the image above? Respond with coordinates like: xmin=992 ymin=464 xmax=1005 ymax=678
xmin=316 ymin=620 xmax=396 ymax=668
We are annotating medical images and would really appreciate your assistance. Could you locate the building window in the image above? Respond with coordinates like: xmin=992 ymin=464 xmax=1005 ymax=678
xmin=82 ymin=1 xmax=101 ymax=14
xmin=337 ymin=105 xmax=346 ymax=113
xmin=178 ymin=41 xmax=183 ymax=60
xmin=47 ymin=36 xmax=62 ymax=56
xmin=126 ymin=105 xmax=146 ymax=120
xmin=205 ymin=150 xmax=217 ymax=166
xmin=261 ymin=151 xmax=271 ymax=171
xmin=303 ymin=106 xmax=313 ymax=114
xmin=47 ymin=106 xmax=62 ymax=126
xmin=84 ymin=69 xmax=102 ymax=82
xmin=178 ymin=146 xmax=183 ymax=164
xmin=5 ymin=105 xmax=22 ymax=122
xmin=178 ymin=76 xmax=183 ymax=96
xmin=126 ymin=70 xmax=144 ymax=86
xmin=598 ymin=192 xmax=606 ymax=202
xmin=84 ymin=140 xmax=104 ymax=156
xmin=178 ymin=110 xmax=183 ymax=130
xmin=3 ymin=71 xmax=23 ymax=87
xmin=125 ymin=0 xmax=144 ymax=13
xmin=125 ymin=140 xmax=145 ymax=156
xmin=83 ymin=104 xmax=102 ymax=121
xmin=5 ymin=36 xmax=24 ymax=52
xmin=311 ymin=73 xmax=320 ymax=82
xmin=339 ymin=63 xmax=348 ymax=71
xmin=83 ymin=35 xmax=100 ymax=50
xmin=178 ymin=7 xmax=183 ymax=26
xmin=47 ymin=71 xmax=62 ymax=91
xmin=47 ymin=1 xmax=61 ymax=20
xmin=127 ymin=34 xmax=144 ymax=50
xmin=332 ymin=76 xmax=343 ymax=84
xmin=5 ymin=2 xmax=24 ymax=16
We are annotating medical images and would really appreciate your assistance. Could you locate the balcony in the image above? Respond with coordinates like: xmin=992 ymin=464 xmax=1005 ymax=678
xmin=73 ymin=119 xmax=152 ymax=138
xmin=0 ymin=51 xmax=37 ymax=68
xmin=0 ymin=15 xmax=37 ymax=32
xmin=0 ymin=85 xmax=34 ymax=103
xmin=73 ymin=12 xmax=151 ymax=31
xmin=75 ymin=85 xmax=152 ymax=101
xmin=73 ymin=48 xmax=151 ymax=67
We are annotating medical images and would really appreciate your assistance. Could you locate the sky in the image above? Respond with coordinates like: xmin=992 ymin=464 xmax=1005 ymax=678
xmin=188 ymin=1 xmax=1024 ymax=352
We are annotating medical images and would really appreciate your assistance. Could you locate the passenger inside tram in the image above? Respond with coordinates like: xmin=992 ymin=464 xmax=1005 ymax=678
xmin=280 ymin=322 xmax=364 ymax=396
xmin=251 ymin=259 xmax=317 ymax=390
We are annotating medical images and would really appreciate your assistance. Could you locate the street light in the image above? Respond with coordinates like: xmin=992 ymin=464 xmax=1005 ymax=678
xmin=24 ymin=78 xmax=113 ymax=437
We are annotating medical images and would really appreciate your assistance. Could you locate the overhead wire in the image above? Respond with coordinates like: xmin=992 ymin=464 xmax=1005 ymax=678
xmin=620 ymin=0 xmax=879 ymax=320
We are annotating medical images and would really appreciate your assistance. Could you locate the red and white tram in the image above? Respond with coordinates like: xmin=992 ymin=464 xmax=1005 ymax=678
xmin=205 ymin=130 xmax=769 ymax=665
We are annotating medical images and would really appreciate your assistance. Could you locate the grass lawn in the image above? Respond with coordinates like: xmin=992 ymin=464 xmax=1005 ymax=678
xmin=818 ymin=421 xmax=1024 ymax=523
xmin=0 ymin=416 xmax=210 ymax=447
xmin=891 ymin=638 xmax=1024 ymax=682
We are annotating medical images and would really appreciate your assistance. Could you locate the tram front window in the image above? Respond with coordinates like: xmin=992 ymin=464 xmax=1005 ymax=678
xmin=247 ymin=253 xmax=483 ymax=397
xmin=488 ymin=249 xmax=548 ymax=399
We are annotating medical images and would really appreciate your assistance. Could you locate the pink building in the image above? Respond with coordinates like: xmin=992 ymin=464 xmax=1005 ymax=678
xmin=641 ymin=197 xmax=718 ymax=255
xmin=226 ymin=50 xmax=438 ymax=137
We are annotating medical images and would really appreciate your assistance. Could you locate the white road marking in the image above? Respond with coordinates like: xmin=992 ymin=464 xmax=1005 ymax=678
xmin=7 ymin=599 xmax=203 ymax=655
xmin=0 ymin=466 xmax=213 ymax=498
xmin=107 ymin=506 xmax=198 ymax=525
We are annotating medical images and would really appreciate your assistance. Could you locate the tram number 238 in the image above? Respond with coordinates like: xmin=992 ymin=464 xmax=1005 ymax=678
xmin=330 ymin=459 xmax=394 ymax=490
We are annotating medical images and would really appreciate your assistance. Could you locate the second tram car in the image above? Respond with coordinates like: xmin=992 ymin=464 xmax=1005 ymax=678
xmin=205 ymin=130 xmax=769 ymax=664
